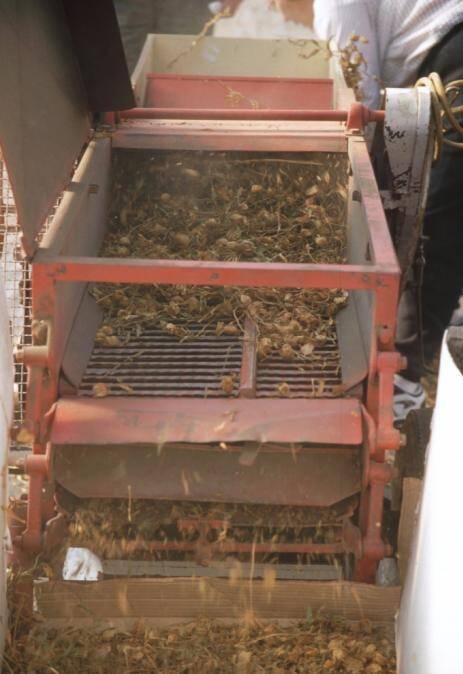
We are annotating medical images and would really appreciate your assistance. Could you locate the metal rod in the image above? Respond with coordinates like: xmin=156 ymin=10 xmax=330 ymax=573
xmin=122 ymin=107 xmax=386 ymax=123
xmin=34 ymin=257 xmax=398 ymax=292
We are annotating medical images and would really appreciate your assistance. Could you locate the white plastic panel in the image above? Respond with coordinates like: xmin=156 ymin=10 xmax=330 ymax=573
xmin=397 ymin=333 xmax=463 ymax=673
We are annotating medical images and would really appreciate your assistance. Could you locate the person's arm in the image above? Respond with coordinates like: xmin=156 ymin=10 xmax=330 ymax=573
xmin=313 ymin=0 xmax=381 ymax=108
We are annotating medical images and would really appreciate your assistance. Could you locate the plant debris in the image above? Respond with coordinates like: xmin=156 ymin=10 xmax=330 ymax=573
xmin=55 ymin=497 xmax=355 ymax=565
xmin=3 ymin=615 xmax=396 ymax=673
xmin=92 ymin=151 xmax=348 ymax=367
xmin=289 ymin=35 xmax=368 ymax=101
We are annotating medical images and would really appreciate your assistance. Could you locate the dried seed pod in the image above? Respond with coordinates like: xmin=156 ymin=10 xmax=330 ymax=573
xmin=257 ymin=337 xmax=272 ymax=359
xmin=16 ymin=427 xmax=34 ymax=445
xmin=220 ymin=375 xmax=235 ymax=395
xmin=315 ymin=236 xmax=327 ymax=246
xmin=251 ymin=184 xmax=263 ymax=193
xmin=276 ymin=382 xmax=291 ymax=397
xmin=100 ymin=325 xmax=113 ymax=335
xmin=301 ymin=342 xmax=315 ymax=357
xmin=240 ymin=294 xmax=252 ymax=306
xmin=105 ymin=335 xmax=121 ymax=347
xmin=239 ymin=240 xmax=256 ymax=257
xmin=93 ymin=383 xmax=109 ymax=398
xmin=160 ymin=192 xmax=171 ymax=202
xmin=187 ymin=297 xmax=200 ymax=312
xmin=167 ymin=302 xmax=181 ymax=316
xmin=165 ymin=323 xmax=177 ymax=335
xmin=181 ymin=167 xmax=200 ymax=179
xmin=119 ymin=236 xmax=130 ymax=246
xmin=153 ymin=223 xmax=167 ymax=237
xmin=222 ymin=323 xmax=240 ymax=336
xmin=173 ymin=233 xmax=191 ymax=248
xmin=280 ymin=343 xmax=294 ymax=359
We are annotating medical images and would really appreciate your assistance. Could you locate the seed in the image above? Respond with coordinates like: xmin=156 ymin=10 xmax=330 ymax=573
xmin=181 ymin=167 xmax=199 ymax=179
xmin=301 ymin=342 xmax=315 ymax=357
xmin=220 ymin=375 xmax=235 ymax=395
xmin=280 ymin=343 xmax=294 ymax=359
xmin=93 ymin=383 xmax=109 ymax=398
xmin=257 ymin=337 xmax=272 ymax=359
xmin=105 ymin=335 xmax=121 ymax=347
xmin=230 ymin=212 xmax=244 ymax=223
xmin=173 ymin=233 xmax=190 ymax=248
xmin=276 ymin=382 xmax=291 ymax=397
xmin=222 ymin=323 xmax=240 ymax=336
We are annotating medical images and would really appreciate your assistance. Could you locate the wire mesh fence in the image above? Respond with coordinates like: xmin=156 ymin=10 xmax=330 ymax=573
xmin=0 ymin=154 xmax=56 ymax=434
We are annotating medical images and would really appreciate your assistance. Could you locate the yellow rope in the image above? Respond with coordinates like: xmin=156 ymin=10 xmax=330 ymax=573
xmin=415 ymin=72 xmax=463 ymax=161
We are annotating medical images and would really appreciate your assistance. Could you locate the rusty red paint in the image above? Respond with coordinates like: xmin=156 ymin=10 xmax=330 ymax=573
xmin=33 ymin=257 xmax=397 ymax=291
xmin=144 ymin=74 xmax=334 ymax=112
xmin=50 ymin=397 xmax=363 ymax=446
xmin=121 ymin=104 xmax=385 ymax=125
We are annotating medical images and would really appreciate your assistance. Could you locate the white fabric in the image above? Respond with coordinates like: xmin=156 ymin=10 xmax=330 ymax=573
xmin=214 ymin=0 xmax=317 ymax=40
xmin=313 ymin=0 xmax=463 ymax=107
xmin=63 ymin=548 xmax=103 ymax=581
xmin=397 ymin=334 xmax=463 ymax=672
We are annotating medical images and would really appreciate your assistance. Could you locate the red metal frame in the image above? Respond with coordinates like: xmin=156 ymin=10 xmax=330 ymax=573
xmin=16 ymin=101 xmax=401 ymax=582
xmin=143 ymin=73 xmax=334 ymax=111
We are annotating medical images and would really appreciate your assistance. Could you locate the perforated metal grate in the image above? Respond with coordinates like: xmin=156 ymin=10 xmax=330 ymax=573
xmin=79 ymin=324 xmax=243 ymax=397
xmin=256 ymin=342 xmax=342 ymax=398
xmin=79 ymin=323 xmax=342 ymax=399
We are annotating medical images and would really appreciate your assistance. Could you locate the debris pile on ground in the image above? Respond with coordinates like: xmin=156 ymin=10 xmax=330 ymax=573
xmin=3 ymin=614 xmax=396 ymax=673
xmin=93 ymin=151 xmax=348 ymax=365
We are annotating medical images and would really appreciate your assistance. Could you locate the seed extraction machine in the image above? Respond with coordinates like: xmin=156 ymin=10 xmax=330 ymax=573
xmin=0 ymin=2 xmax=434 ymax=585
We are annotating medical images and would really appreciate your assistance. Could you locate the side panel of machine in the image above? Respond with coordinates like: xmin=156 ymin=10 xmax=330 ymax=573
xmin=34 ymin=139 xmax=111 ymax=392
xmin=0 ymin=0 xmax=90 ymax=257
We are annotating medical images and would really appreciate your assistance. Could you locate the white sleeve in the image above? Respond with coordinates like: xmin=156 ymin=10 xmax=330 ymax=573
xmin=313 ymin=0 xmax=381 ymax=109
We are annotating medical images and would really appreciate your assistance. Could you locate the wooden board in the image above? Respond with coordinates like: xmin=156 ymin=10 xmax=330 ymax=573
xmin=36 ymin=579 xmax=401 ymax=628
xmin=398 ymin=477 xmax=422 ymax=583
